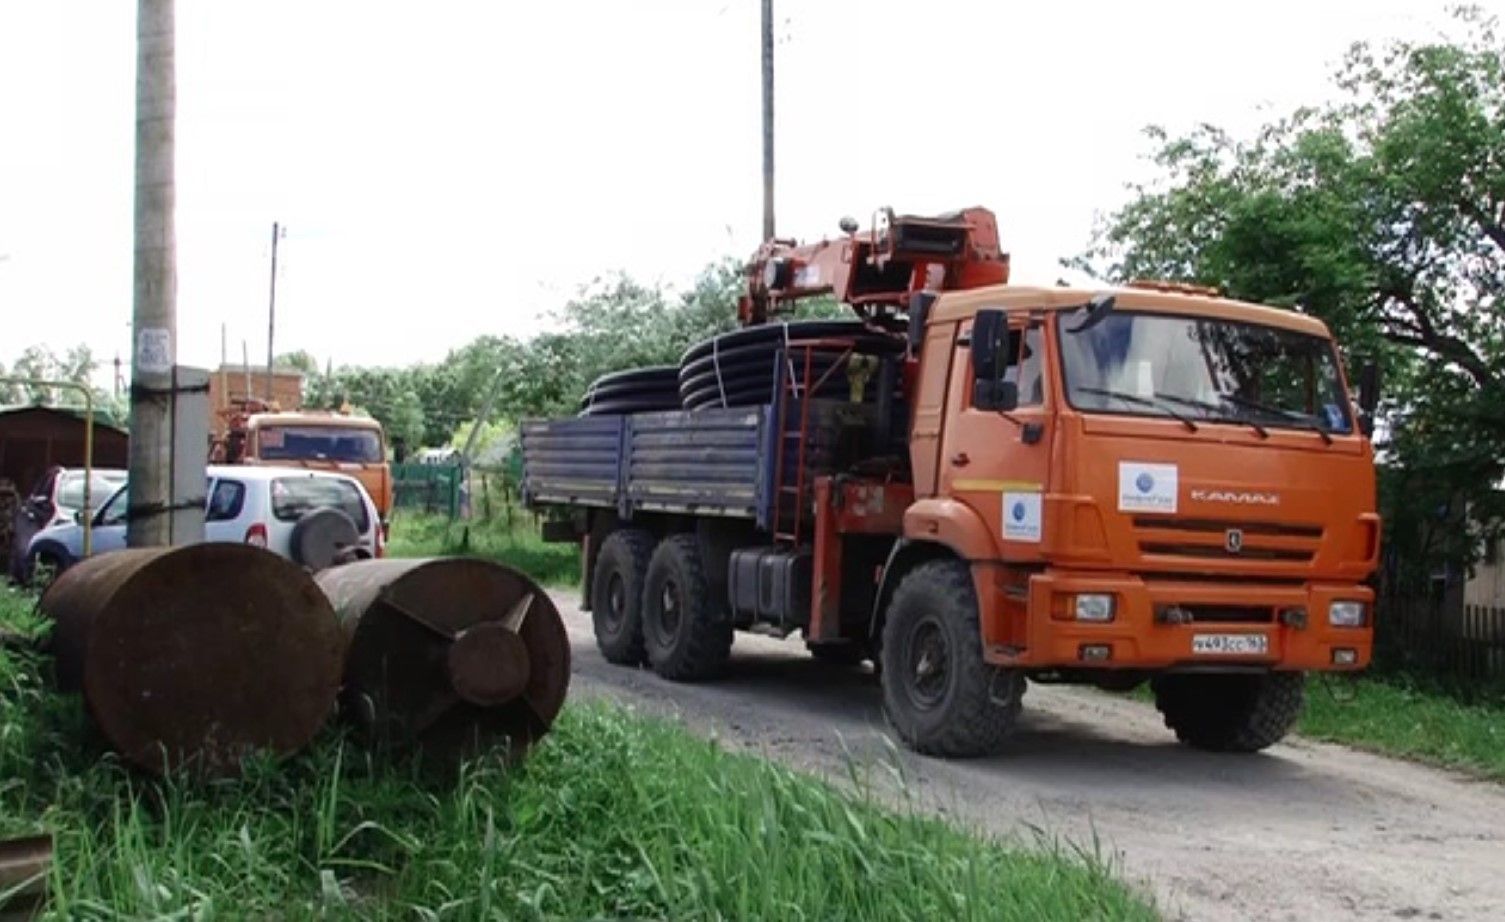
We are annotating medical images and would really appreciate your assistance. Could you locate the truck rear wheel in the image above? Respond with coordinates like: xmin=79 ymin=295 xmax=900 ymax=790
xmin=880 ymin=559 xmax=1023 ymax=757
xmin=643 ymin=534 xmax=732 ymax=681
xmin=590 ymin=529 xmax=655 ymax=665
xmin=1152 ymin=671 xmax=1305 ymax=752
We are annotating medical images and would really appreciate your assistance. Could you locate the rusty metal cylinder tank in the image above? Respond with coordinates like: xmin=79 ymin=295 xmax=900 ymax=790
xmin=40 ymin=544 xmax=344 ymax=776
xmin=315 ymin=558 xmax=570 ymax=759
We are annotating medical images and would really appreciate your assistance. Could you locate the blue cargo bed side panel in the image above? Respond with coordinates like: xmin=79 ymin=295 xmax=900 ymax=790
xmin=626 ymin=409 xmax=764 ymax=519
xmin=520 ymin=416 xmax=625 ymax=508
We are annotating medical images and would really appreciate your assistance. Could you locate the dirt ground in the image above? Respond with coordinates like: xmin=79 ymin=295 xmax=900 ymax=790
xmin=550 ymin=593 xmax=1505 ymax=922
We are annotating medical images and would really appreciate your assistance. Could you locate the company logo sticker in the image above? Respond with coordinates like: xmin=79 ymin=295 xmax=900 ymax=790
xmin=1002 ymin=492 xmax=1042 ymax=542
xmin=1119 ymin=462 xmax=1178 ymax=513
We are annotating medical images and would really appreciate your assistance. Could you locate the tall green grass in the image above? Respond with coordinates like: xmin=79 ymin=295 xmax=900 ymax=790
xmin=1298 ymin=674 xmax=1505 ymax=781
xmin=386 ymin=511 xmax=579 ymax=586
xmin=0 ymin=585 xmax=1154 ymax=920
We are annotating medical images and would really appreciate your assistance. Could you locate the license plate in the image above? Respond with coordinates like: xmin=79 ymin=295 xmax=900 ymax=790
xmin=1191 ymin=633 xmax=1269 ymax=656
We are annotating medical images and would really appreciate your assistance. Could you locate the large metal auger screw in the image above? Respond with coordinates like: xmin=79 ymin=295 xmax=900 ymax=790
xmin=315 ymin=558 xmax=571 ymax=761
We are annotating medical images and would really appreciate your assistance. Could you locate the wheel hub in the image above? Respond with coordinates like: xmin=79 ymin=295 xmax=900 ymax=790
xmin=906 ymin=619 xmax=949 ymax=709
xmin=604 ymin=573 xmax=627 ymax=630
xmin=659 ymin=579 xmax=682 ymax=638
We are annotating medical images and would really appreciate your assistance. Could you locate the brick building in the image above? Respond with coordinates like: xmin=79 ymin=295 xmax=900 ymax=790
xmin=208 ymin=365 xmax=304 ymax=437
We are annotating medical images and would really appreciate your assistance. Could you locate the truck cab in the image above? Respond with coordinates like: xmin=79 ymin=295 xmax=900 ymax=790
xmin=237 ymin=413 xmax=394 ymax=524
xmin=909 ymin=284 xmax=1376 ymax=676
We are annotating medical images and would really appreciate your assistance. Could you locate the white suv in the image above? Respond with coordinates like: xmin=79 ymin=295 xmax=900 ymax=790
xmin=24 ymin=465 xmax=382 ymax=581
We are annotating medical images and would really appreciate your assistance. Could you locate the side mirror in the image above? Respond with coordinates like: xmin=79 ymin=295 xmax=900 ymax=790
xmin=907 ymin=292 xmax=937 ymax=349
xmin=1356 ymin=360 xmax=1380 ymax=437
xmin=971 ymin=310 xmax=1004 ymax=381
xmin=73 ymin=509 xmax=86 ymax=526
xmin=970 ymin=310 xmax=1020 ymax=411
xmin=392 ymin=436 xmax=408 ymax=464
xmin=988 ymin=380 xmax=1020 ymax=412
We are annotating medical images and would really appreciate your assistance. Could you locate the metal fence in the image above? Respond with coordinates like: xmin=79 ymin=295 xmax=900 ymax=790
xmin=1373 ymin=596 xmax=1505 ymax=695
xmin=392 ymin=463 xmax=463 ymax=518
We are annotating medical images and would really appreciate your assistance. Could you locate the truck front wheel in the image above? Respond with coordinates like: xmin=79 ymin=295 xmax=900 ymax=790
xmin=880 ymin=559 xmax=1023 ymax=757
xmin=642 ymin=535 xmax=732 ymax=681
xmin=1152 ymin=671 xmax=1305 ymax=752
xmin=590 ymin=529 xmax=655 ymax=665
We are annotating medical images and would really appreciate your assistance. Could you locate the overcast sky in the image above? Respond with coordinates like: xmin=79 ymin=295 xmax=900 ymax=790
xmin=0 ymin=0 xmax=1496 ymax=384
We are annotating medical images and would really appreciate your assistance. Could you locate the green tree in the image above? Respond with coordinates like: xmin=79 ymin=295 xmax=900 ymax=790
xmin=385 ymin=389 xmax=426 ymax=455
xmin=496 ymin=259 xmax=745 ymax=419
xmin=292 ymin=257 xmax=754 ymax=449
xmin=275 ymin=349 xmax=322 ymax=378
xmin=0 ymin=362 xmax=18 ymax=404
xmin=1073 ymin=9 xmax=1505 ymax=583
xmin=6 ymin=344 xmax=104 ymax=408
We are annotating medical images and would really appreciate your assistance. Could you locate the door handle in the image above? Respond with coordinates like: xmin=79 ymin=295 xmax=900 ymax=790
xmin=950 ymin=452 xmax=970 ymax=466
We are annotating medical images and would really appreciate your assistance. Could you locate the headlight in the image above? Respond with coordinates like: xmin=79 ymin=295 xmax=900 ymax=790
xmin=1328 ymin=600 xmax=1366 ymax=627
xmin=1074 ymin=594 xmax=1115 ymax=622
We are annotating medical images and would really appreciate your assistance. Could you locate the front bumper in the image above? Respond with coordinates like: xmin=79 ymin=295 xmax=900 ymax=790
xmin=981 ymin=568 xmax=1374 ymax=671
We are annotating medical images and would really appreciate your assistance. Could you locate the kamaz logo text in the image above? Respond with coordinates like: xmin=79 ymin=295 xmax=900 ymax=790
xmin=1190 ymin=489 xmax=1280 ymax=506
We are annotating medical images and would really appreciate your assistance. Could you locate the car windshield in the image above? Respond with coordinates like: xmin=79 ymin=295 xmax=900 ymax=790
xmin=258 ymin=425 xmax=383 ymax=463
xmin=1057 ymin=309 xmax=1353 ymax=435
xmin=56 ymin=472 xmax=126 ymax=511
xmin=270 ymin=477 xmax=370 ymax=531
xmin=98 ymin=486 xmax=130 ymax=526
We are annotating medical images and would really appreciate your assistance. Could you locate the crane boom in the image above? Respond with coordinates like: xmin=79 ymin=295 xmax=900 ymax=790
xmin=739 ymin=206 xmax=1010 ymax=325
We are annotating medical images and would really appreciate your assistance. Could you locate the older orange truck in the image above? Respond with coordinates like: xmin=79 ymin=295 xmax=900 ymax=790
xmin=522 ymin=207 xmax=1379 ymax=756
xmin=213 ymin=403 xmax=394 ymax=528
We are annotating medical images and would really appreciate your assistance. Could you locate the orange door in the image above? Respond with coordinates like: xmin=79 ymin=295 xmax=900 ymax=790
xmin=909 ymin=320 xmax=959 ymax=498
xmin=937 ymin=315 xmax=1055 ymax=562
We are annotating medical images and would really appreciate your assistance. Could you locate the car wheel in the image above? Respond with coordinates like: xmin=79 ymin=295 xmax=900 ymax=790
xmin=289 ymin=508 xmax=361 ymax=572
xmin=26 ymin=546 xmax=69 ymax=589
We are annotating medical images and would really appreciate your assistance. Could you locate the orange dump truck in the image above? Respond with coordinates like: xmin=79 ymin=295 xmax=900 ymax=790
xmin=214 ymin=405 xmax=393 ymax=527
xmin=522 ymin=207 xmax=1379 ymax=757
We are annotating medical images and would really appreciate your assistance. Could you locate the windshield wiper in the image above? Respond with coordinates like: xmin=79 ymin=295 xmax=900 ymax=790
xmin=1076 ymin=387 xmax=1199 ymax=432
xmin=1217 ymin=393 xmax=1332 ymax=445
xmin=1154 ymin=393 xmax=1270 ymax=439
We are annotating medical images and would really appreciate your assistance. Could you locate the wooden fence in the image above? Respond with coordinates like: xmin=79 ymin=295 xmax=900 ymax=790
xmin=1373 ymin=596 xmax=1505 ymax=693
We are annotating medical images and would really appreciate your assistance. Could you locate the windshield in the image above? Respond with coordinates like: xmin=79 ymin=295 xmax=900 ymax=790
xmin=56 ymin=471 xmax=127 ymax=511
xmin=98 ymin=486 xmax=130 ymax=526
xmin=258 ymin=425 xmax=383 ymax=463
xmin=1057 ymin=310 xmax=1353 ymax=435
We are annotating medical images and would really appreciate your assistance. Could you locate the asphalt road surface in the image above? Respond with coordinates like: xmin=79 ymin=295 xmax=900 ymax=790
xmin=552 ymin=594 xmax=1505 ymax=922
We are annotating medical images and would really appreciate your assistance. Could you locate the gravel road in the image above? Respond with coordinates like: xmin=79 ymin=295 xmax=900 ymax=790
xmin=551 ymin=595 xmax=1505 ymax=922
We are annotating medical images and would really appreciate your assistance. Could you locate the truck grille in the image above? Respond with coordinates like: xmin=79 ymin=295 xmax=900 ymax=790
xmin=1155 ymin=603 xmax=1276 ymax=624
xmin=1133 ymin=517 xmax=1323 ymax=564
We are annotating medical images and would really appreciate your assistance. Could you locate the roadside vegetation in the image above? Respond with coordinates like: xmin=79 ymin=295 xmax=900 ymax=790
xmin=386 ymin=509 xmax=578 ymax=586
xmin=0 ymin=585 xmax=1153 ymax=920
xmin=1297 ymin=675 xmax=1505 ymax=782
xmin=1123 ymin=674 xmax=1505 ymax=782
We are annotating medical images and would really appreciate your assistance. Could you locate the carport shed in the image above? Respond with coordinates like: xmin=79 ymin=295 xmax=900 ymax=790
xmin=0 ymin=406 xmax=129 ymax=492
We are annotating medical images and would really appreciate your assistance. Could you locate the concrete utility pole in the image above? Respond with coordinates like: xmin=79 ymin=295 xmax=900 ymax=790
xmin=266 ymin=221 xmax=281 ymax=399
xmin=127 ymin=0 xmax=177 ymax=548
xmin=761 ymin=0 xmax=775 ymax=241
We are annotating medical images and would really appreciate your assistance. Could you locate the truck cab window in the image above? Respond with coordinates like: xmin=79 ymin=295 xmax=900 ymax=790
xmin=994 ymin=324 xmax=1043 ymax=408
xmin=1014 ymin=326 xmax=1044 ymax=406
